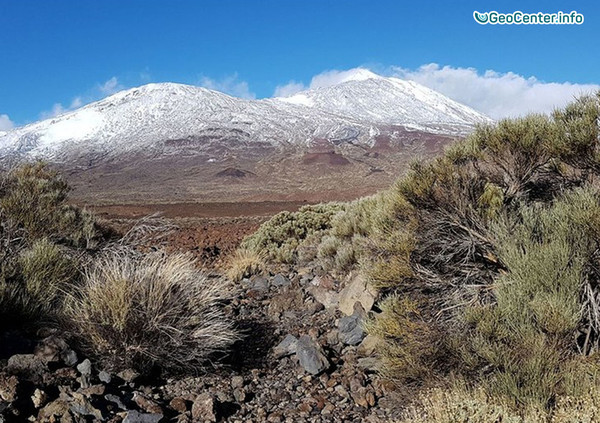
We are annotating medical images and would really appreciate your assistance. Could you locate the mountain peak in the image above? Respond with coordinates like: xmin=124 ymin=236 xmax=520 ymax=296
xmin=333 ymin=68 xmax=383 ymax=84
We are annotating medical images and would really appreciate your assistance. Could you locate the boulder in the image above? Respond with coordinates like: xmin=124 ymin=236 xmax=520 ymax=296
xmin=273 ymin=334 xmax=298 ymax=359
xmin=338 ymin=274 xmax=376 ymax=316
xmin=191 ymin=393 xmax=216 ymax=422
xmin=338 ymin=304 xmax=366 ymax=345
xmin=123 ymin=410 xmax=164 ymax=423
xmin=295 ymin=336 xmax=329 ymax=375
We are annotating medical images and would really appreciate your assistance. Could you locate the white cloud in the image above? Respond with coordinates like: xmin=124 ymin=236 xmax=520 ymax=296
xmin=274 ymin=64 xmax=598 ymax=119
xmin=0 ymin=114 xmax=15 ymax=131
xmin=40 ymin=97 xmax=86 ymax=119
xmin=274 ymin=68 xmax=378 ymax=97
xmin=390 ymin=64 xmax=599 ymax=119
xmin=40 ymin=77 xmax=123 ymax=119
xmin=198 ymin=73 xmax=255 ymax=99
xmin=98 ymin=76 xmax=122 ymax=96
xmin=274 ymin=81 xmax=306 ymax=98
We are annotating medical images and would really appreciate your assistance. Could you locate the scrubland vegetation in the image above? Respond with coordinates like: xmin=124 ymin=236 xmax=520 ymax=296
xmin=0 ymin=163 xmax=237 ymax=375
xmin=238 ymin=93 xmax=600 ymax=420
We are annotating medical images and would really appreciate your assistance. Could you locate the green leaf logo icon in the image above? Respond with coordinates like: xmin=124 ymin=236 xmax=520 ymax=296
xmin=473 ymin=11 xmax=489 ymax=24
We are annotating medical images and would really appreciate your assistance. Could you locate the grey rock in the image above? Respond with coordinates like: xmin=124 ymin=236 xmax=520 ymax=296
xmin=105 ymin=393 xmax=127 ymax=410
xmin=61 ymin=349 xmax=78 ymax=367
xmin=295 ymin=335 xmax=329 ymax=375
xmin=69 ymin=393 xmax=103 ymax=419
xmin=77 ymin=359 xmax=92 ymax=388
xmin=272 ymin=274 xmax=290 ymax=287
xmin=251 ymin=276 xmax=269 ymax=292
xmin=273 ymin=334 xmax=298 ymax=359
xmin=123 ymin=410 xmax=163 ymax=423
xmin=6 ymin=354 xmax=47 ymax=382
xmin=338 ymin=309 xmax=366 ymax=345
xmin=76 ymin=359 xmax=92 ymax=376
xmin=98 ymin=370 xmax=112 ymax=384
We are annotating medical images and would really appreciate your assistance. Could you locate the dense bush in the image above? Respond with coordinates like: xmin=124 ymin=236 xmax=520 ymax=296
xmin=66 ymin=250 xmax=238 ymax=374
xmin=357 ymin=93 xmax=600 ymax=415
xmin=0 ymin=162 xmax=98 ymax=248
xmin=0 ymin=162 xmax=96 ymax=323
xmin=240 ymin=202 xmax=345 ymax=263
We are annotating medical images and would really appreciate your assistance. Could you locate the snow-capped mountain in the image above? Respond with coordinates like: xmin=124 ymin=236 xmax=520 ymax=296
xmin=275 ymin=69 xmax=488 ymax=131
xmin=0 ymin=71 xmax=490 ymax=163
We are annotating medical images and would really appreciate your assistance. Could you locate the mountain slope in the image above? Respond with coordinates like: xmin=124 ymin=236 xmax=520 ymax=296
xmin=274 ymin=69 xmax=490 ymax=132
xmin=0 ymin=74 xmax=491 ymax=204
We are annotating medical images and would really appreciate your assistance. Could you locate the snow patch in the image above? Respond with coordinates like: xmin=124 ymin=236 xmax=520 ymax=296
xmin=38 ymin=109 xmax=104 ymax=147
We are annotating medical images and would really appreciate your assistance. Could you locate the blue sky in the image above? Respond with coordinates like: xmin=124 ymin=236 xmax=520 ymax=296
xmin=0 ymin=0 xmax=599 ymax=127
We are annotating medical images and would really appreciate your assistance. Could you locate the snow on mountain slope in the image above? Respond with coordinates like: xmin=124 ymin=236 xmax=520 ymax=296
xmin=0 ymin=73 xmax=491 ymax=163
xmin=275 ymin=68 xmax=491 ymax=131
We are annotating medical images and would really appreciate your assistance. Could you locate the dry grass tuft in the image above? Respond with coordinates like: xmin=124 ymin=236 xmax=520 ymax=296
xmin=66 ymin=250 xmax=238 ymax=374
xmin=225 ymin=247 xmax=266 ymax=282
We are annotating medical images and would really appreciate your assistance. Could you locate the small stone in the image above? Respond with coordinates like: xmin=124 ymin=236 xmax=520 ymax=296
xmin=191 ymin=393 xmax=216 ymax=422
xmin=118 ymin=368 xmax=140 ymax=383
xmin=98 ymin=370 xmax=112 ymax=384
xmin=295 ymin=335 xmax=329 ymax=375
xmin=169 ymin=397 xmax=187 ymax=414
xmin=123 ymin=410 xmax=163 ymax=423
xmin=231 ymin=375 xmax=244 ymax=389
xmin=76 ymin=359 xmax=92 ymax=376
xmin=31 ymin=388 xmax=47 ymax=408
xmin=0 ymin=373 xmax=19 ymax=402
xmin=248 ymin=276 xmax=269 ymax=298
xmin=105 ymin=393 xmax=127 ymax=410
xmin=133 ymin=392 xmax=163 ymax=414
xmin=272 ymin=274 xmax=290 ymax=287
xmin=273 ymin=334 xmax=298 ymax=358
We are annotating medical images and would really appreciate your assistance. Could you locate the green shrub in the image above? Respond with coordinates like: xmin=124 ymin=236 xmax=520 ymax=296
xmin=353 ymin=94 xmax=600 ymax=412
xmin=0 ymin=163 xmax=102 ymax=325
xmin=66 ymin=250 xmax=238 ymax=374
xmin=241 ymin=203 xmax=345 ymax=263
xmin=460 ymin=188 xmax=600 ymax=407
xmin=0 ymin=162 xmax=99 ymax=248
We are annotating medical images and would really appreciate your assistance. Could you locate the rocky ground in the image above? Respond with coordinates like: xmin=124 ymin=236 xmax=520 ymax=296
xmin=0 ymin=265 xmax=401 ymax=422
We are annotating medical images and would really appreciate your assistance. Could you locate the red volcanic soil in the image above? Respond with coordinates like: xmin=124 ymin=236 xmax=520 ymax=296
xmin=302 ymin=151 xmax=351 ymax=166
xmin=90 ymin=200 xmax=312 ymax=220
xmin=90 ymin=201 xmax=315 ymax=268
